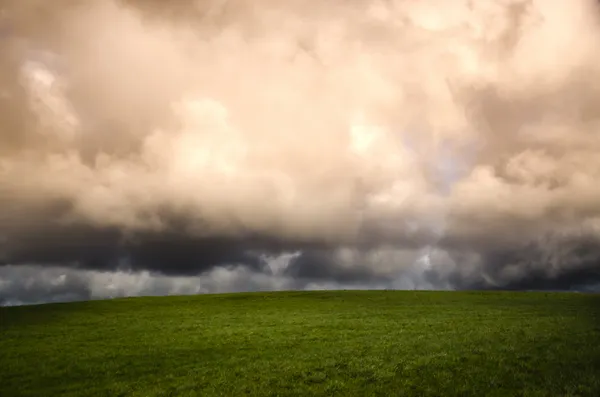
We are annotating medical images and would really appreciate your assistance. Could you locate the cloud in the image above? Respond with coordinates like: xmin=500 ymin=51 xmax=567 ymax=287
xmin=0 ymin=250 xmax=437 ymax=306
xmin=2 ymin=0 xmax=600 ymax=303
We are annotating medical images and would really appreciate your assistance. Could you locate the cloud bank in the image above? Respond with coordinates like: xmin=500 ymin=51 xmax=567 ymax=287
xmin=2 ymin=0 xmax=600 ymax=304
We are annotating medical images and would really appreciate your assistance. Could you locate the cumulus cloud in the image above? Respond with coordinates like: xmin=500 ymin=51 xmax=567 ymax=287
xmin=2 ymin=0 xmax=600 ymax=304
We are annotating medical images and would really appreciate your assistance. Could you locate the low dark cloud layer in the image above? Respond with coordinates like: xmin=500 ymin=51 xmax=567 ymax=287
xmin=2 ymin=0 xmax=600 ymax=304
xmin=0 ymin=260 xmax=391 ymax=307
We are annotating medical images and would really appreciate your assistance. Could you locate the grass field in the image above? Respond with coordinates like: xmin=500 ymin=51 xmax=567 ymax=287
xmin=1 ymin=291 xmax=600 ymax=396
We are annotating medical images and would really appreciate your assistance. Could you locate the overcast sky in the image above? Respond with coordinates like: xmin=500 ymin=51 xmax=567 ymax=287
xmin=2 ymin=0 xmax=600 ymax=306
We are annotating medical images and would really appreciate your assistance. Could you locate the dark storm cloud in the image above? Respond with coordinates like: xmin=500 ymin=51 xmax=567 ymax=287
xmin=284 ymin=249 xmax=393 ymax=285
xmin=462 ymin=237 xmax=600 ymax=291
xmin=3 ymin=0 xmax=600 ymax=304
xmin=1 ymin=220 xmax=271 ymax=275
xmin=416 ymin=232 xmax=600 ymax=291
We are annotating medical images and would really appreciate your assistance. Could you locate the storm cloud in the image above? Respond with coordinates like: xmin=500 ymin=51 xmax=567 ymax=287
xmin=2 ymin=0 xmax=600 ymax=304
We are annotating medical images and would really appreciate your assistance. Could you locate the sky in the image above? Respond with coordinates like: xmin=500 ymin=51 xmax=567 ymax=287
xmin=1 ymin=0 xmax=600 ymax=306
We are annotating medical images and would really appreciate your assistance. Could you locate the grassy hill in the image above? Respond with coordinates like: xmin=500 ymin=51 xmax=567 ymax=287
xmin=1 ymin=290 xmax=599 ymax=396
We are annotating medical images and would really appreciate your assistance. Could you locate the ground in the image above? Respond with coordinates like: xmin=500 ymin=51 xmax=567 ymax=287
xmin=1 ymin=290 xmax=600 ymax=396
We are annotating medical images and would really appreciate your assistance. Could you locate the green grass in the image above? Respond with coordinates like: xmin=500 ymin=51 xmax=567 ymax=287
xmin=1 ymin=291 xmax=600 ymax=396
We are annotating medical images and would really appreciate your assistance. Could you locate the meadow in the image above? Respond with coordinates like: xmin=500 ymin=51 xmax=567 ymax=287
xmin=1 ymin=290 xmax=599 ymax=396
